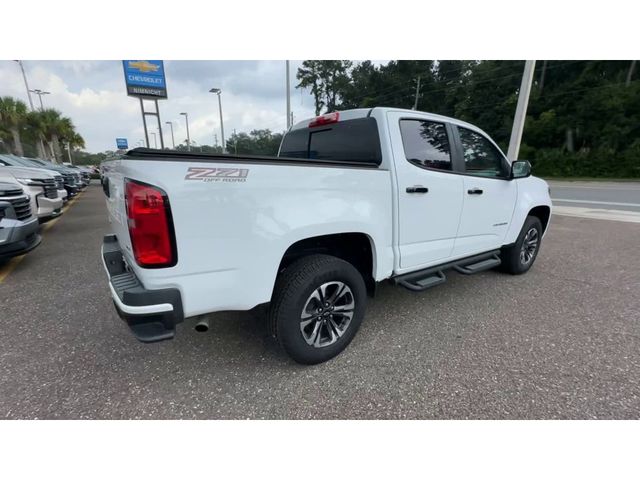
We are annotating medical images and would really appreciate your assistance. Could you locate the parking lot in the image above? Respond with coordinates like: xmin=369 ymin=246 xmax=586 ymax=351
xmin=0 ymin=182 xmax=639 ymax=419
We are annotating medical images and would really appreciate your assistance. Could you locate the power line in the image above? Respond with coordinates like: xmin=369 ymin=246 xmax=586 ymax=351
xmin=455 ymin=78 xmax=640 ymax=113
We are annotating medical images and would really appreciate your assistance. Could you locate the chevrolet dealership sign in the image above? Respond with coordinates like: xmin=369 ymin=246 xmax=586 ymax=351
xmin=122 ymin=60 xmax=168 ymax=99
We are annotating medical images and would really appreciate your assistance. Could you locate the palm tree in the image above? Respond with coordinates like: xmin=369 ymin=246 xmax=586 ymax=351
xmin=26 ymin=110 xmax=48 ymax=159
xmin=60 ymin=124 xmax=85 ymax=164
xmin=0 ymin=96 xmax=29 ymax=156
xmin=30 ymin=109 xmax=78 ymax=163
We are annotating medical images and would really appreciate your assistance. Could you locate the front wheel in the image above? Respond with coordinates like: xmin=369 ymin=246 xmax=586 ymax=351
xmin=499 ymin=215 xmax=543 ymax=274
xmin=269 ymin=254 xmax=367 ymax=364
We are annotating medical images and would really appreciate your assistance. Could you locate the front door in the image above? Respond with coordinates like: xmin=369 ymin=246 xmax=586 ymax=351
xmin=388 ymin=112 xmax=464 ymax=271
xmin=452 ymin=126 xmax=518 ymax=257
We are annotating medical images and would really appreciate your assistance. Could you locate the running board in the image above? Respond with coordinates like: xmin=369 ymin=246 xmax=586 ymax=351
xmin=398 ymin=270 xmax=446 ymax=292
xmin=392 ymin=250 xmax=501 ymax=292
xmin=453 ymin=254 xmax=501 ymax=274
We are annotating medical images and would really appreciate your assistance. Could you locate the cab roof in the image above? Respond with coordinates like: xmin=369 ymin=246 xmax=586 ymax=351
xmin=290 ymin=107 xmax=487 ymax=136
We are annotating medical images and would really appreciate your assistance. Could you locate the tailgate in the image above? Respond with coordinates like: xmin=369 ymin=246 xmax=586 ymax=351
xmin=102 ymin=160 xmax=135 ymax=263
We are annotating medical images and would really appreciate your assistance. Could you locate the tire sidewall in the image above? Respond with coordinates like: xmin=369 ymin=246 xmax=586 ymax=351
xmin=514 ymin=216 xmax=543 ymax=273
xmin=277 ymin=258 xmax=366 ymax=364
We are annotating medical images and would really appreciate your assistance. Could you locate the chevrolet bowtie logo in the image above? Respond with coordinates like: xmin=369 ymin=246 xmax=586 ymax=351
xmin=128 ymin=61 xmax=160 ymax=73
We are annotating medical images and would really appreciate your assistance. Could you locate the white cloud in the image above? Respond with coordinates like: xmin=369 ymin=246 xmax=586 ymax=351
xmin=1 ymin=60 xmax=319 ymax=152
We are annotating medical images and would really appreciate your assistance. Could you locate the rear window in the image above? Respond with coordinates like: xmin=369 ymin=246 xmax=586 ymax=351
xmin=279 ymin=117 xmax=382 ymax=165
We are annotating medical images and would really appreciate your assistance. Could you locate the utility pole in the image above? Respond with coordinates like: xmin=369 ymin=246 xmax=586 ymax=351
xmin=286 ymin=60 xmax=291 ymax=129
xmin=507 ymin=60 xmax=536 ymax=162
xmin=14 ymin=61 xmax=34 ymax=110
xmin=412 ymin=76 xmax=421 ymax=110
xmin=626 ymin=60 xmax=637 ymax=87
xmin=538 ymin=60 xmax=548 ymax=94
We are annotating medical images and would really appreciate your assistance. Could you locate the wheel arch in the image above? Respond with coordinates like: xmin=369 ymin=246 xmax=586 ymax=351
xmin=276 ymin=232 xmax=377 ymax=296
xmin=528 ymin=205 xmax=551 ymax=234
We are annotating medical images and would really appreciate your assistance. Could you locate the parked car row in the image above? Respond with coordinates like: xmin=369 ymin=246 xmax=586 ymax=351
xmin=0 ymin=154 xmax=92 ymax=261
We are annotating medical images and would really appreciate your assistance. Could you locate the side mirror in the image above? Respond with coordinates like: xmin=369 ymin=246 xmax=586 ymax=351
xmin=511 ymin=160 xmax=531 ymax=179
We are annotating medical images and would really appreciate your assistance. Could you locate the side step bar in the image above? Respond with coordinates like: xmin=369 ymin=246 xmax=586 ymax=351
xmin=392 ymin=250 xmax=502 ymax=292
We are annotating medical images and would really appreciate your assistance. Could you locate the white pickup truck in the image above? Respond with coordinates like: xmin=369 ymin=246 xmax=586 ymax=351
xmin=101 ymin=107 xmax=552 ymax=364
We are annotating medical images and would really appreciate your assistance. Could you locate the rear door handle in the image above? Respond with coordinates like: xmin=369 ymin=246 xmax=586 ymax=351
xmin=467 ymin=188 xmax=483 ymax=195
xmin=406 ymin=186 xmax=429 ymax=194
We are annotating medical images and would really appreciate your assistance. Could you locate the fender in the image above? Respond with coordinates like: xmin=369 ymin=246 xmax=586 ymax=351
xmin=504 ymin=175 xmax=553 ymax=245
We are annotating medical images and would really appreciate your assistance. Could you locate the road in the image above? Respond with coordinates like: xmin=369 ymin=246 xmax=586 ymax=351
xmin=549 ymin=181 xmax=640 ymax=212
xmin=0 ymin=183 xmax=639 ymax=419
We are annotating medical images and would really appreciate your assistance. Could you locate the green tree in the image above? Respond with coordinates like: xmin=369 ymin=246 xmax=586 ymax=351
xmin=225 ymin=129 xmax=283 ymax=156
xmin=296 ymin=60 xmax=353 ymax=115
xmin=0 ymin=96 xmax=29 ymax=156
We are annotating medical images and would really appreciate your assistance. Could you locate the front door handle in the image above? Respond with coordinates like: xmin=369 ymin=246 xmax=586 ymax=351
xmin=406 ymin=186 xmax=429 ymax=194
xmin=467 ymin=188 xmax=483 ymax=195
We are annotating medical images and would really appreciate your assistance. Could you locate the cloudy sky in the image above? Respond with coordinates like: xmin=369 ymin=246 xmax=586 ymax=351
xmin=0 ymin=60 xmax=320 ymax=152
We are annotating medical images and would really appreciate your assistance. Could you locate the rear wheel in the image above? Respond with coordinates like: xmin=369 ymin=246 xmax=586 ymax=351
xmin=500 ymin=216 xmax=543 ymax=274
xmin=269 ymin=254 xmax=366 ymax=364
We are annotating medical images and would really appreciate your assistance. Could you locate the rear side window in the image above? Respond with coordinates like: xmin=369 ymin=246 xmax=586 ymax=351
xmin=279 ymin=117 xmax=382 ymax=165
xmin=399 ymin=120 xmax=452 ymax=171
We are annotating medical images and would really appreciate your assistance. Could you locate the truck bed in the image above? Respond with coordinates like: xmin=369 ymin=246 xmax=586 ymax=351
xmin=102 ymin=148 xmax=394 ymax=319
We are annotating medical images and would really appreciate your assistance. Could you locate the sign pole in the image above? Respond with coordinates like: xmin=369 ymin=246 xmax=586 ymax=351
xmin=140 ymin=98 xmax=150 ymax=148
xmin=155 ymin=99 xmax=165 ymax=150
xmin=124 ymin=61 xmax=168 ymax=150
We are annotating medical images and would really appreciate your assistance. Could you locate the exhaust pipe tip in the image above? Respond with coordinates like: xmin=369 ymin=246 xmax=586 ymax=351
xmin=194 ymin=316 xmax=210 ymax=333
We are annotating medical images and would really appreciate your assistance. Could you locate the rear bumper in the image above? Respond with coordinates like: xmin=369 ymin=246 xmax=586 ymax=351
xmin=101 ymin=234 xmax=183 ymax=342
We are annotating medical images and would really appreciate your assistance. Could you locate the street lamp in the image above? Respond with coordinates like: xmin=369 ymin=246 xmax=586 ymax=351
xmin=165 ymin=121 xmax=176 ymax=149
xmin=209 ymin=88 xmax=225 ymax=152
xmin=29 ymin=89 xmax=50 ymax=110
xmin=180 ymin=112 xmax=191 ymax=151
xmin=150 ymin=132 xmax=157 ymax=149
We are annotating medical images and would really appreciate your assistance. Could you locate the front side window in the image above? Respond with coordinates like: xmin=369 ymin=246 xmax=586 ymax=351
xmin=399 ymin=120 xmax=452 ymax=171
xmin=458 ymin=127 xmax=509 ymax=178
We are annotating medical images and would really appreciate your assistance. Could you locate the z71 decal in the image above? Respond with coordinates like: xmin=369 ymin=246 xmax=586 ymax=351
xmin=184 ymin=167 xmax=249 ymax=183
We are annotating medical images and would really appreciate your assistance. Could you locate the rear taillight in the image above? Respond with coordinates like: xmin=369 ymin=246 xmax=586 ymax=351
xmin=125 ymin=179 xmax=176 ymax=268
xmin=309 ymin=111 xmax=339 ymax=128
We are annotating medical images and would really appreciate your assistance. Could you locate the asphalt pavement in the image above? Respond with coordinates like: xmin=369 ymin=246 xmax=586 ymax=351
xmin=0 ymin=183 xmax=639 ymax=419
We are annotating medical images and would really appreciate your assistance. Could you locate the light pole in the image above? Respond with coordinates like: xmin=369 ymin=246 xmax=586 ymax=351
xmin=150 ymin=132 xmax=157 ymax=149
xmin=209 ymin=88 xmax=225 ymax=152
xmin=14 ymin=61 xmax=34 ymax=110
xmin=165 ymin=121 xmax=176 ymax=149
xmin=180 ymin=112 xmax=191 ymax=151
xmin=286 ymin=60 xmax=291 ymax=129
xmin=29 ymin=89 xmax=50 ymax=110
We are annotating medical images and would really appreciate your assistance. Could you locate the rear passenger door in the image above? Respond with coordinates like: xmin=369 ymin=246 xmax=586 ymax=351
xmin=451 ymin=126 xmax=518 ymax=257
xmin=388 ymin=112 xmax=464 ymax=271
